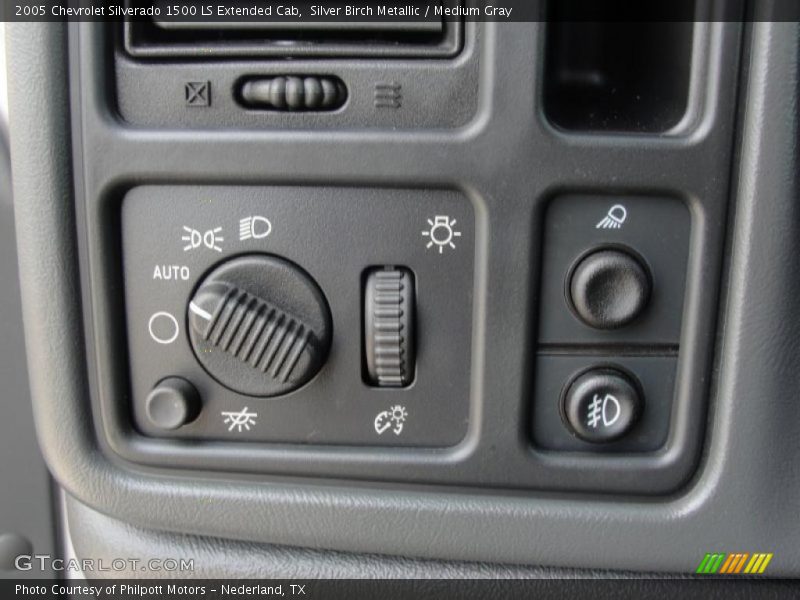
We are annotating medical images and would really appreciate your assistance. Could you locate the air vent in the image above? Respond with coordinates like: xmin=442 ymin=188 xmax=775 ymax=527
xmin=124 ymin=1 xmax=462 ymax=59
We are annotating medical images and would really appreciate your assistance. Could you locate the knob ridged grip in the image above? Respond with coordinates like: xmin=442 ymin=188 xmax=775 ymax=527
xmin=364 ymin=268 xmax=415 ymax=387
xmin=239 ymin=76 xmax=347 ymax=111
xmin=191 ymin=283 xmax=316 ymax=382
xmin=188 ymin=255 xmax=331 ymax=397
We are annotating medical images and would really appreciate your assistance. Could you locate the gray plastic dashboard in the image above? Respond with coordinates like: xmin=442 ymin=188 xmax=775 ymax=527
xmin=8 ymin=9 xmax=800 ymax=576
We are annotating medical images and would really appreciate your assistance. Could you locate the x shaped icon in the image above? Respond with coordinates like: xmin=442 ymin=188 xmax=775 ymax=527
xmin=185 ymin=81 xmax=210 ymax=106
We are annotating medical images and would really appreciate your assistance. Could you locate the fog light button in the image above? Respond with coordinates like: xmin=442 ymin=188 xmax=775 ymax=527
xmin=562 ymin=368 xmax=642 ymax=443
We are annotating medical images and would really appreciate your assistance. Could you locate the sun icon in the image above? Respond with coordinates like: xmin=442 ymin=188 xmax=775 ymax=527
xmin=422 ymin=215 xmax=462 ymax=254
xmin=390 ymin=405 xmax=408 ymax=424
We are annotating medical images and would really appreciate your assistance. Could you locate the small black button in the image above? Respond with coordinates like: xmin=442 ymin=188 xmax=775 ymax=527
xmin=145 ymin=377 xmax=201 ymax=431
xmin=562 ymin=368 xmax=642 ymax=443
xmin=569 ymin=248 xmax=651 ymax=329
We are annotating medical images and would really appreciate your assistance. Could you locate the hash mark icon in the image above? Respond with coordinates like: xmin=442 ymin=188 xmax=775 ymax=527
xmin=374 ymin=82 xmax=402 ymax=109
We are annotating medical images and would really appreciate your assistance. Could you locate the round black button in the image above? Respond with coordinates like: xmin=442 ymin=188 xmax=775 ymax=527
xmin=562 ymin=368 xmax=642 ymax=443
xmin=569 ymin=248 xmax=651 ymax=329
xmin=145 ymin=377 xmax=201 ymax=430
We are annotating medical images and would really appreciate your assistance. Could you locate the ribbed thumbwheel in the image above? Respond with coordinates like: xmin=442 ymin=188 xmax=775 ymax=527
xmin=239 ymin=76 xmax=347 ymax=111
xmin=364 ymin=268 xmax=416 ymax=387
xmin=188 ymin=255 xmax=332 ymax=397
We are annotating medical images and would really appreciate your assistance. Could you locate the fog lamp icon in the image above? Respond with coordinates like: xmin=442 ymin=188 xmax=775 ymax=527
xmin=586 ymin=393 xmax=620 ymax=429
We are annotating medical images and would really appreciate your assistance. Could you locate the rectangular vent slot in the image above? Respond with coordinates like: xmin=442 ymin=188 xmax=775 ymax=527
xmin=125 ymin=2 xmax=462 ymax=59
xmin=543 ymin=0 xmax=697 ymax=133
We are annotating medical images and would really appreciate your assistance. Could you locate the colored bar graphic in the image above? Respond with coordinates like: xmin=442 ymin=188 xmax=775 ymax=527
xmin=734 ymin=553 xmax=750 ymax=574
xmin=719 ymin=554 xmax=736 ymax=574
xmin=699 ymin=552 xmax=773 ymax=575
xmin=744 ymin=553 xmax=774 ymax=574
xmin=720 ymin=553 xmax=737 ymax=574
xmin=696 ymin=554 xmax=713 ymax=574
xmin=720 ymin=553 xmax=749 ymax=574
xmin=696 ymin=553 xmax=726 ymax=574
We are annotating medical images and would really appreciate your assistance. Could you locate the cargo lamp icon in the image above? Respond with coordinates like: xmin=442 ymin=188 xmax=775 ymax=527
xmin=595 ymin=204 xmax=628 ymax=229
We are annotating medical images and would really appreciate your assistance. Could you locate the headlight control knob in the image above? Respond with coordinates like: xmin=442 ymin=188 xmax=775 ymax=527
xmin=188 ymin=254 xmax=332 ymax=397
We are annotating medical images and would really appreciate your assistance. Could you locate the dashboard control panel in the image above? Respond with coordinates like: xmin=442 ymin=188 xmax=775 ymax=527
xmin=122 ymin=189 xmax=691 ymax=459
xmin=72 ymin=16 xmax=735 ymax=494
xmin=533 ymin=195 xmax=689 ymax=451
xmin=121 ymin=186 xmax=474 ymax=447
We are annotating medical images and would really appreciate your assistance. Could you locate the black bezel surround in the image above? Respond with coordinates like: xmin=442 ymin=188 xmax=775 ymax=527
xmin=72 ymin=16 xmax=740 ymax=495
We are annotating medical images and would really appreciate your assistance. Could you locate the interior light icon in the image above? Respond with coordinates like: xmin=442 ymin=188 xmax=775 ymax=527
xmin=422 ymin=215 xmax=461 ymax=254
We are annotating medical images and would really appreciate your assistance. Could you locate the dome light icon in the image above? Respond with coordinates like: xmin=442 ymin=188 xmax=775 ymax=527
xmin=422 ymin=215 xmax=461 ymax=254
